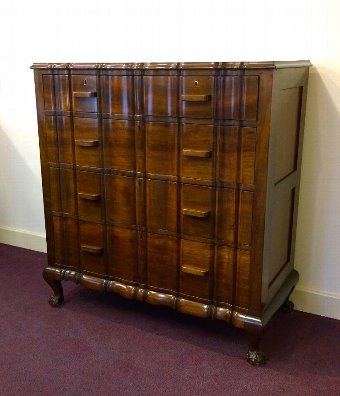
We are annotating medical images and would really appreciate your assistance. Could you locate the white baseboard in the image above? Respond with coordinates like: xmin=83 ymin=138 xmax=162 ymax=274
xmin=292 ymin=287 xmax=340 ymax=320
xmin=0 ymin=225 xmax=47 ymax=253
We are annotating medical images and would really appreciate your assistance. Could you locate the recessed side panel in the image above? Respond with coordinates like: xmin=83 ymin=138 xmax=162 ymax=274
xmin=273 ymin=87 xmax=303 ymax=184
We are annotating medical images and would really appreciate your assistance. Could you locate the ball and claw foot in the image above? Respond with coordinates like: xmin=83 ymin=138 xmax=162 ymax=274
xmin=280 ymin=299 xmax=294 ymax=313
xmin=48 ymin=295 xmax=64 ymax=307
xmin=246 ymin=349 xmax=267 ymax=366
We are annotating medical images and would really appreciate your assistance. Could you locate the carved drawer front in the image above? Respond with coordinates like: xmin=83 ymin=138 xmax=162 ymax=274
xmin=143 ymin=76 xmax=178 ymax=117
xmin=45 ymin=116 xmax=74 ymax=164
xmin=74 ymin=117 xmax=101 ymax=168
xmin=101 ymin=75 xmax=135 ymax=115
xmin=221 ymin=76 xmax=259 ymax=121
xmin=52 ymin=216 xmax=79 ymax=269
xmin=43 ymin=74 xmax=70 ymax=111
xmin=71 ymin=75 xmax=98 ymax=113
xmin=103 ymin=119 xmax=136 ymax=171
xmin=79 ymin=221 xmax=105 ymax=275
xmin=145 ymin=122 xmax=177 ymax=177
xmin=146 ymin=179 xmax=177 ymax=233
xmin=180 ymin=239 xmax=213 ymax=301
xmin=218 ymin=126 xmax=256 ymax=187
xmin=106 ymin=174 xmax=136 ymax=227
xmin=49 ymin=167 xmax=75 ymax=215
xmin=147 ymin=233 xmax=178 ymax=292
xmin=181 ymin=184 xmax=215 ymax=239
xmin=107 ymin=226 xmax=138 ymax=282
xmin=180 ymin=76 xmax=214 ymax=119
xmin=77 ymin=170 xmax=104 ymax=222
xmin=181 ymin=123 xmax=214 ymax=182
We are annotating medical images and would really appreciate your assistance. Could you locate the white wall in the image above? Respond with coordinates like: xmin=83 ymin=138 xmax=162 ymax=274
xmin=0 ymin=0 xmax=339 ymax=319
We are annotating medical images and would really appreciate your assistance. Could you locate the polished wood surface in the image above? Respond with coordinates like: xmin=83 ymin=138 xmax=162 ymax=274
xmin=32 ymin=61 xmax=310 ymax=365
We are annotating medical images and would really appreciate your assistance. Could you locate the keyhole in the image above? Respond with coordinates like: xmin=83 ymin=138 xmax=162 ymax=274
xmin=194 ymin=80 xmax=199 ymax=87
xmin=83 ymin=79 xmax=87 ymax=86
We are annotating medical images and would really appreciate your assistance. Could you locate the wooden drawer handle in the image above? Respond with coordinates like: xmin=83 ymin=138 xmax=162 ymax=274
xmin=75 ymin=139 xmax=99 ymax=147
xmin=182 ymin=208 xmax=210 ymax=218
xmin=80 ymin=244 xmax=103 ymax=254
xmin=73 ymin=91 xmax=97 ymax=98
xmin=181 ymin=94 xmax=211 ymax=102
xmin=183 ymin=149 xmax=212 ymax=158
xmin=181 ymin=265 xmax=209 ymax=277
xmin=78 ymin=193 xmax=101 ymax=201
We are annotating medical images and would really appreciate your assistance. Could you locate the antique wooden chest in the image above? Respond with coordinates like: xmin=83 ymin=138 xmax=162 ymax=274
xmin=32 ymin=61 xmax=310 ymax=364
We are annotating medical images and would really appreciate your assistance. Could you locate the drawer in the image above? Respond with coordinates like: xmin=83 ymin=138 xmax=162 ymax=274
xmin=103 ymin=120 xmax=136 ymax=171
xmin=74 ymin=117 xmax=101 ymax=168
xmin=79 ymin=221 xmax=105 ymax=275
xmin=101 ymin=75 xmax=135 ymax=115
xmin=71 ymin=75 xmax=98 ymax=112
xmin=106 ymin=174 xmax=136 ymax=227
xmin=143 ymin=76 xmax=178 ymax=117
xmin=181 ymin=184 xmax=215 ymax=239
xmin=43 ymin=74 xmax=70 ymax=112
xmin=218 ymin=126 xmax=256 ymax=187
xmin=52 ymin=216 xmax=79 ymax=269
xmin=147 ymin=234 xmax=178 ymax=292
xmin=180 ymin=239 xmax=213 ymax=300
xmin=49 ymin=167 xmax=75 ymax=215
xmin=146 ymin=179 xmax=177 ymax=233
xmin=107 ymin=226 xmax=138 ymax=282
xmin=221 ymin=76 xmax=259 ymax=121
xmin=146 ymin=122 xmax=177 ymax=177
xmin=77 ymin=170 xmax=103 ymax=222
xmin=180 ymin=76 xmax=214 ymax=118
xmin=181 ymin=123 xmax=214 ymax=182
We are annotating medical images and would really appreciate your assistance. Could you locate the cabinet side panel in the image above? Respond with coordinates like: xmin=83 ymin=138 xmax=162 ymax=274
xmin=262 ymin=67 xmax=310 ymax=306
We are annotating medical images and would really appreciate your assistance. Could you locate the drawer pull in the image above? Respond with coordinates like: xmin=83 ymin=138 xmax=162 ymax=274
xmin=78 ymin=193 xmax=101 ymax=201
xmin=181 ymin=265 xmax=209 ymax=277
xmin=75 ymin=139 xmax=99 ymax=147
xmin=80 ymin=244 xmax=103 ymax=254
xmin=183 ymin=149 xmax=212 ymax=158
xmin=73 ymin=91 xmax=97 ymax=98
xmin=181 ymin=94 xmax=211 ymax=102
xmin=182 ymin=208 xmax=210 ymax=218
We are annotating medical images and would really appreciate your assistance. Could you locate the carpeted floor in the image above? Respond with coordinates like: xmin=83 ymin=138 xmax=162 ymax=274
xmin=0 ymin=243 xmax=339 ymax=395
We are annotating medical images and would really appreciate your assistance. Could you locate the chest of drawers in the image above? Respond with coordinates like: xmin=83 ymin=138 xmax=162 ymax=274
xmin=32 ymin=61 xmax=310 ymax=365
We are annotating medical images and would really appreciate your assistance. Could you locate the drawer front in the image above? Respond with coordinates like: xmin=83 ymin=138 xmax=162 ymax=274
xmin=146 ymin=179 xmax=177 ymax=233
xmin=49 ymin=167 xmax=75 ymax=215
xmin=143 ymin=76 xmax=178 ymax=117
xmin=106 ymin=174 xmax=136 ymax=227
xmin=181 ymin=184 xmax=215 ymax=239
xmin=180 ymin=76 xmax=214 ymax=118
xmin=74 ymin=117 xmax=101 ymax=168
xmin=77 ymin=170 xmax=103 ymax=222
xmin=181 ymin=123 xmax=214 ymax=182
xmin=107 ymin=226 xmax=138 ymax=282
xmin=52 ymin=216 xmax=79 ymax=269
xmin=101 ymin=75 xmax=135 ymax=115
xmin=103 ymin=119 xmax=136 ymax=171
xmin=71 ymin=75 xmax=98 ymax=113
xmin=79 ymin=221 xmax=105 ymax=275
xmin=146 ymin=122 xmax=177 ymax=177
xmin=43 ymin=74 xmax=70 ymax=111
xmin=180 ymin=239 xmax=213 ymax=300
xmin=147 ymin=233 xmax=178 ymax=292
xmin=218 ymin=126 xmax=256 ymax=187
xmin=221 ymin=76 xmax=259 ymax=121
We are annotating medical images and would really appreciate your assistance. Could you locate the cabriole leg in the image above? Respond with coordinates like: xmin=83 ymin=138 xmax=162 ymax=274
xmin=42 ymin=267 xmax=64 ymax=307
xmin=245 ymin=324 xmax=267 ymax=366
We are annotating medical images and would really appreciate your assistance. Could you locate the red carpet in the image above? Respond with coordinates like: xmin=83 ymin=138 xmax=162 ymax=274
xmin=0 ymin=243 xmax=339 ymax=395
